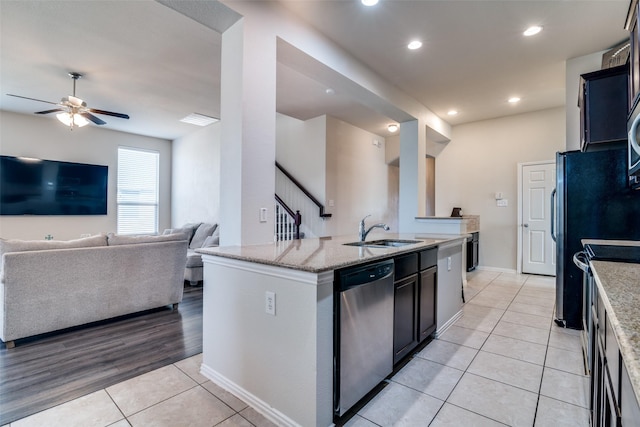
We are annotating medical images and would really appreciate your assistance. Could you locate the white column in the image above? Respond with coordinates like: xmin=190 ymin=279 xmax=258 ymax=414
xmin=398 ymin=119 xmax=427 ymax=232
xmin=219 ymin=18 xmax=276 ymax=246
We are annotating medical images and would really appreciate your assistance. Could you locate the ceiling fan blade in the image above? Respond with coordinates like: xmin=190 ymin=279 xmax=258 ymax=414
xmin=80 ymin=112 xmax=107 ymax=125
xmin=6 ymin=94 xmax=59 ymax=105
xmin=35 ymin=108 xmax=65 ymax=115
xmin=89 ymin=108 xmax=130 ymax=120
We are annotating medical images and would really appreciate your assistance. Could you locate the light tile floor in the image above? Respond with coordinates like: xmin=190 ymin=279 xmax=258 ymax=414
xmin=5 ymin=271 xmax=590 ymax=427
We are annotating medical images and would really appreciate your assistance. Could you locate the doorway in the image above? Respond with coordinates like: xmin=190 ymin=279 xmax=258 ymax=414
xmin=517 ymin=160 xmax=556 ymax=275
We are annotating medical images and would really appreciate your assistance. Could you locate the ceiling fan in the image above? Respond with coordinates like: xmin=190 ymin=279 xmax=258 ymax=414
xmin=7 ymin=72 xmax=130 ymax=128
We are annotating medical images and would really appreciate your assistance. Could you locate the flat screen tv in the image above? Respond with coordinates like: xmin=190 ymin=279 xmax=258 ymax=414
xmin=0 ymin=155 xmax=108 ymax=215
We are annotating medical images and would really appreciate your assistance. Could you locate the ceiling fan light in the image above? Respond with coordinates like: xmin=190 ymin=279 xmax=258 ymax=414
xmin=74 ymin=114 xmax=89 ymax=127
xmin=56 ymin=112 xmax=73 ymax=126
xmin=56 ymin=112 xmax=89 ymax=128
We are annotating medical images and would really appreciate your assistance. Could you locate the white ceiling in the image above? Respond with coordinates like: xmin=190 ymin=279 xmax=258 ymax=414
xmin=0 ymin=0 xmax=631 ymax=141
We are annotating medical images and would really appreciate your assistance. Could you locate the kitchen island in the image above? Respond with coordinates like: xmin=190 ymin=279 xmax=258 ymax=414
xmin=197 ymin=234 xmax=466 ymax=427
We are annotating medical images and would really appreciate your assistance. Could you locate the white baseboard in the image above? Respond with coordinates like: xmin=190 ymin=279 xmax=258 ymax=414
xmin=474 ymin=265 xmax=517 ymax=274
xmin=200 ymin=363 xmax=308 ymax=427
xmin=435 ymin=310 xmax=462 ymax=338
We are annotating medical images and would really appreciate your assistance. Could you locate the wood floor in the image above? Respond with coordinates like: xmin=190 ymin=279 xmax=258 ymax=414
xmin=0 ymin=284 xmax=203 ymax=425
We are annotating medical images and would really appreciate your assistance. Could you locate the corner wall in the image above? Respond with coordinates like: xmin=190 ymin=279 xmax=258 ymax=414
xmin=171 ymin=122 xmax=221 ymax=227
xmin=0 ymin=111 xmax=172 ymax=240
xmin=435 ymin=107 xmax=565 ymax=271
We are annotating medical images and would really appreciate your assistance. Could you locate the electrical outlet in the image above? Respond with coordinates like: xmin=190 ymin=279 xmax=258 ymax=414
xmin=81 ymin=233 xmax=91 ymax=238
xmin=497 ymin=199 xmax=508 ymax=207
xmin=265 ymin=291 xmax=276 ymax=316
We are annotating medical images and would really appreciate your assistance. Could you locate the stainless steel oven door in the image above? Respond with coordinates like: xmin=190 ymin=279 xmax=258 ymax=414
xmin=627 ymin=103 xmax=640 ymax=187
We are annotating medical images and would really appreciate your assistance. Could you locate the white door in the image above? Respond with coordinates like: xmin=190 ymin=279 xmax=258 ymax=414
xmin=522 ymin=162 xmax=556 ymax=275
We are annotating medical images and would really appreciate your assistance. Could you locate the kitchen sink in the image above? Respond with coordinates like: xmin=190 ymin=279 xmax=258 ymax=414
xmin=344 ymin=239 xmax=422 ymax=248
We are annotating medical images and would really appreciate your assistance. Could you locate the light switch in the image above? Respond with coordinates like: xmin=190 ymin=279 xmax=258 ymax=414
xmin=259 ymin=207 xmax=268 ymax=222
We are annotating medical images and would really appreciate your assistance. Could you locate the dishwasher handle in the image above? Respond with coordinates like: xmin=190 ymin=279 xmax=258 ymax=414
xmin=339 ymin=260 xmax=394 ymax=291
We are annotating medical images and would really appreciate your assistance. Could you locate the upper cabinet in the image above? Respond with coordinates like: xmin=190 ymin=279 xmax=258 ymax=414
xmin=579 ymin=65 xmax=629 ymax=152
xmin=626 ymin=0 xmax=640 ymax=113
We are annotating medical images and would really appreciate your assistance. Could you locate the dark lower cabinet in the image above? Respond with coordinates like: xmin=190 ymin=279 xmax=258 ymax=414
xmin=393 ymin=274 xmax=418 ymax=364
xmin=466 ymin=232 xmax=479 ymax=272
xmin=393 ymin=249 xmax=437 ymax=366
xmin=588 ymin=279 xmax=639 ymax=427
xmin=418 ymin=267 xmax=436 ymax=342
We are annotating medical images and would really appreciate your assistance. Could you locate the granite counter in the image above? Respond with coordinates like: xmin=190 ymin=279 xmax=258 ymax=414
xmin=591 ymin=259 xmax=640 ymax=409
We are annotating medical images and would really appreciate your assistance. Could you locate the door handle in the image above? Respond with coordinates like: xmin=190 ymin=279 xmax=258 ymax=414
xmin=550 ymin=188 xmax=557 ymax=242
xmin=523 ymin=224 xmax=529 ymax=228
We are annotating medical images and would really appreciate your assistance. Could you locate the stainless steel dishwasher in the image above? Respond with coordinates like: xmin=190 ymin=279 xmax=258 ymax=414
xmin=334 ymin=259 xmax=394 ymax=417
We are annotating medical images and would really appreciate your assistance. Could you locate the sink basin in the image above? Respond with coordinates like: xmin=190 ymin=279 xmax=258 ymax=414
xmin=344 ymin=239 xmax=422 ymax=248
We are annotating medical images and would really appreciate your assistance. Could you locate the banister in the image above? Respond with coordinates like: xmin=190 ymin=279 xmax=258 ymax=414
xmin=275 ymin=161 xmax=332 ymax=218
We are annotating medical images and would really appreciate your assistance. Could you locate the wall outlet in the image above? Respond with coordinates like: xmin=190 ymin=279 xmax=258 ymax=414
xmin=81 ymin=233 xmax=91 ymax=238
xmin=497 ymin=199 xmax=508 ymax=207
xmin=265 ymin=291 xmax=276 ymax=316
xmin=259 ymin=207 xmax=268 ymax=223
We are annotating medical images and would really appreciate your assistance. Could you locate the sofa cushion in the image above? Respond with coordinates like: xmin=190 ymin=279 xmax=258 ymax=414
xmin=0 ymin=234 xmax=108 ymax=258
xmin=189 ymin=223 xmax=217 ymax=249
xmin=185 ymin=249 xmax=203 ymax=268
xmin=107 ymin=232 xmax=188 ymax=246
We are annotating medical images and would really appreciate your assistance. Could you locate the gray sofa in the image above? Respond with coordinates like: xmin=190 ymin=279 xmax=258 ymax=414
xmin=0 ymin=233 xmax=188 ymax=348
xmin=164 ymin=223 xmax=219 ymax=286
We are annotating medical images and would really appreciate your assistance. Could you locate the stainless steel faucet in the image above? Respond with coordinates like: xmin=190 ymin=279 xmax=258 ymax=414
xmin=359 ymin=214 xmax=390 ymax=241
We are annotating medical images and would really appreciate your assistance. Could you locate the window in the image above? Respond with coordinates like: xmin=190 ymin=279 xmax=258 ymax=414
xmin=117 ymin=147 xmax=159 ymax=235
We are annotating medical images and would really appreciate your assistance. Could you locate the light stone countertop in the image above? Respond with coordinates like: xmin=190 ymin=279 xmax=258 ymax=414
xmin=198 ymin=233 xmax=467 ymax=273
xmin=591 ymin=259 xmax=640 ymax=407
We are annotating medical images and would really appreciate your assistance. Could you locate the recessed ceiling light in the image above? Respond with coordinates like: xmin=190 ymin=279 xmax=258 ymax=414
xmin=508 ymin=97 xmax=521 ymax=104
xmin=361 ymin=0 xmax=378 ymax=6
xmin=180 ymin=113 xmax=219 ymax=126
xmin=407 ymin=40 xmax=423 ymax=50
xmin=388 ymin=124 xmax=399 ymax=132
xmin=523 ymin=26 xmax=543 ymax=37
xmin=447 ymin=110 xmax=458 ymax=116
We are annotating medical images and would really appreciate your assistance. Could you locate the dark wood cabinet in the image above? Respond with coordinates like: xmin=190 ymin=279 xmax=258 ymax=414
xmin=393 ymin=253 xmax=419 ymax=364
xmin=579 ymin=65 xmax=629 ymax=152
xmin=393 ymin=248 xmax=438 ymax=365
xmin=626 ymin=0 xmax=640 ymax=112
xmin=466 ymin=232 xmax=479 ymax=272
xmin=418 ymin=248 xmax=437 ymax=342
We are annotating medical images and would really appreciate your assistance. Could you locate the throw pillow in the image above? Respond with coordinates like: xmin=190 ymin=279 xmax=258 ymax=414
xmin=201 ymin=235 xmax=219 ymax=248
xmin=189 ymin=223 xmax=217 ymax=249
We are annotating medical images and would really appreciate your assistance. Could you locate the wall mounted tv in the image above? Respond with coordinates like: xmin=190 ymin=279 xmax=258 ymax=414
xmin=0 ymin=155 xmax=108 ymax=215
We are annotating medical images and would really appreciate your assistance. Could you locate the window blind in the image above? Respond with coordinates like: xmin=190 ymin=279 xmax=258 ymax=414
xmin=117 ymin=147 xmax=159 ymax=235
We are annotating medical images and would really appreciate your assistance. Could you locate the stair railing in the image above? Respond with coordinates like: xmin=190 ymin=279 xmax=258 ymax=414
xmin=274 ymin=194 xmax=301 ymax=241
xmin=275 ymin=162 xmax=332 ymax=219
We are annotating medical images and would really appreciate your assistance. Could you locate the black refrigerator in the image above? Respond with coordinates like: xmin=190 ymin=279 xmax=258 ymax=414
xmin=554 ymin=147 xmax=640 ymax=329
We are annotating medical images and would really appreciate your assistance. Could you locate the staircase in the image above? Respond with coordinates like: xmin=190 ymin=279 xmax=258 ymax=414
xmin=274 ymin=162 xmax=331 ymax=241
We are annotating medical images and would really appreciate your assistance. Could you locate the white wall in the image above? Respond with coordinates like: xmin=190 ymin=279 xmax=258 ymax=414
xmin=435 ymin=107 xmax=565 ymax=271
xmin=0 ymin=111 xmax=172 ymax=240
xmin=325 ymin=116 xmax=399 ymax=236
xmin=171 ymin=122 xmax=221 ymax=227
